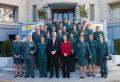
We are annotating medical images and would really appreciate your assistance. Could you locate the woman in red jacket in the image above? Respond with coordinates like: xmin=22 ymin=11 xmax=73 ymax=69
xmin=60 ymin=35 xmax=71 ymax=78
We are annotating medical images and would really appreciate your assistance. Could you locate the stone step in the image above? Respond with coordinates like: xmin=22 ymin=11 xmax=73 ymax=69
xmin=0 ymin=60 xmax=118 ymax=75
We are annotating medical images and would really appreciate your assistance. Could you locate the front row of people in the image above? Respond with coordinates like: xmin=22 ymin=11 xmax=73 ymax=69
xmin=12 ymin=32 xmax=109 ymax=79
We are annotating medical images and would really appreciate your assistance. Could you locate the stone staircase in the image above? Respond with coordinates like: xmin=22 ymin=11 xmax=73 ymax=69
xmin=0 ymin=60 xmax=118 ymax=76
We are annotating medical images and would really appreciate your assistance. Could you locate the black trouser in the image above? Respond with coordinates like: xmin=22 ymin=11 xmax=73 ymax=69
xmin=69 ymin=53 xmax=75 ymax=72
xmin=49 ymin=54 xmax=59 ymax=77
xmin=61 ymin=56 xmax=70 ymax=78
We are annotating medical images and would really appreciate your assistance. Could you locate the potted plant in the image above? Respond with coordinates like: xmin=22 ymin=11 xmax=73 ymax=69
xmin=112 ymin=39 xmax=120 ymax=65
xmin=37 ymin=8 xmax=46 ymax=20
xmin=0 ymin=39 xmax=13 ymax=67
xmin=76 ymin=4 xmax=88 ymax=23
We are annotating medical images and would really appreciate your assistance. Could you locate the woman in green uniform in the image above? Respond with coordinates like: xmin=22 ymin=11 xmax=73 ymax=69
xmin=75 ymin=36 xmax=91 ymax=78
xmin=98 ymin=35 xmax=109 ymax=78
xmin=37 ymin=36 xmax=48 ymax=78
xmin=12 ymin=35 xmax=23 ymax=77
xmin=87 ymin=34 xmax=98 ymax=77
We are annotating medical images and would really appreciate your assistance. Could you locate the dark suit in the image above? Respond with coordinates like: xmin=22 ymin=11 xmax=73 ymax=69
xmin=47 ymin=38 xmax=60 ymax=77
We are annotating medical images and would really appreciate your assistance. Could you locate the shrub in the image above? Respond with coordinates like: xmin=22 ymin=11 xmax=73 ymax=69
xmin=1 ymin=39 xmax=12 ymax=57
xmin=114 ymin=39 xmax=120 ymax=55
xmin=37 ymin=8 xmax=46 ymax=20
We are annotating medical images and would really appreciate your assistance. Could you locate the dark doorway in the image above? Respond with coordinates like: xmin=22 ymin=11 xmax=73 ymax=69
xmin=52 ymin=9 xmax=75 ymax=23
xmin=9 ymin=35 xmax=16 ymax=41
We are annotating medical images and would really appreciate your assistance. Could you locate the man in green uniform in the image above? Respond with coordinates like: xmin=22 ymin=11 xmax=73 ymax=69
xmin=71 ymin=25 xmax=79 ymax=38
xmin=23 ymin=35 xmax=36 ymax=78
xmin=57 ymin=28 xmax=63 ymax=41
xmin=93 ymin=26 xmax=104 ymax=42
xmin=32 ymin=27 xmax=41 ymax=45
xmin=47 ymin=18 xmax=53 ymax=33
xmin=98 ymin=36 xmax=109 ymax=78
xmin=54 ymin=20 xmax=60 ymax=32
xmin=63 ymin=18 xmax=70 ymax=31
xmin=37 ymin=36 xmax=48 ymax=78
xmin=85 ymin=24 xmax=93 ymax=41
xmin=93 ymin=26 xmax=104 ymax=65
xmin=71 ymin=18 xmax=78 ymax=27
xmin=62 ymin=26 xmax=69 ymax=36
xmin=69 ymin=32 xmax=76 ymax=72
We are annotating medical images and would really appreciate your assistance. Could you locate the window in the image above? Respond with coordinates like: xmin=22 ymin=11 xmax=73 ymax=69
xmin=33 ymin=5 xmax=37 ymax=22
xmin=52 ymin=9 xmax=75 ymax=23
xmin=0 ymin=7 xmax=18 ymax=22
xmin=110 ymin=5 xmax=120 ymax=20
xmin=90 ymin=4 xmax=95 ymax=21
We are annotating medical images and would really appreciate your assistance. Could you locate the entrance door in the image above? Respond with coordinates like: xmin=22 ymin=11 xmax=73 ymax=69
xmin=52 ymin=9 xmax=75 ymax=23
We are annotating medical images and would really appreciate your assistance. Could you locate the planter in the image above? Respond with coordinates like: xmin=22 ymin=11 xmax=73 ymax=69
xmin=112 ymin=55 xmax=120 ymax=65
xmin=0 ymin=57 xmax=13 ymax=67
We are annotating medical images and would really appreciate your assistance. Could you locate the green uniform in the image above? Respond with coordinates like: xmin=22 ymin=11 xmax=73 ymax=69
xmin=41 ymin=30 xmax=47 ymax=36
xmin=23 ymin=41 xmax=36 ymax=77
xmin=47 ymin=23 xmax=52 ymax=33
xmin=88 ymin=40 xmax=98 ymax=64
xmin=93 ymin=31 xmax=104 ymax=65
xmin=98 ymin=42 xmax=109 ymax=77
xmin=62 ymin=31 xmax=69 ymax=36
xmin=63 ymin=22 xmax=70 ymax=31
xmin=12 ymin=40 xmax=23 ymax=65
xmin=37 ymin=42 xmax=48 ymax=77
xmin=84 ymin=28 xmax=93 ymax=41
xmin=69 ymin=38 xmax=76 ymax=72
xmin=32 ymin=32 xmax=41 ymax=44
xmin=54 ymin=23 xmax=60 ymax=32
xmin=72 ymin=30 xmax=78 ymax=38
xmin=72 ymin=23 xmax=77 ymax=27
xmin=93 ymin=31 xmax=104 ymax=42
xmin=75 ymin=41 xmax=91 ymax=66
xmin=57 ymin=32 xmax=63 ymax=41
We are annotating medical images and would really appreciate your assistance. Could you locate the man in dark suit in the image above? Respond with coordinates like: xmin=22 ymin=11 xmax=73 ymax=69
xmin=47 ymin=32 xmax=60 ymax=78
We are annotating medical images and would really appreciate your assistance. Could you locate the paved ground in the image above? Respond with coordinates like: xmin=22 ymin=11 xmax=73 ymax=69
xmin=0 ymin=61 xmax=120 ymax=82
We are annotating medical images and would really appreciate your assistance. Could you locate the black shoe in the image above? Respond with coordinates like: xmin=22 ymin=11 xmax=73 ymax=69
xmin=92 ymin=74 xmax=96 ymax=77
xmin=49 ymin=76 xmax=53 ymax=78
xmin=67 ymin=76 xmax=70 ymax=78
xmin=80 ymin=77 xmax=82 ymax=78
xmin=104 ymin=75 xmax=107 ymax=78
xmin=88 ymin=72 xmax=92 ymax=77
xmin=82 ymin=76 xmax=86 ymax=78
xmin=56 ymin=76 xmax=59 ymax=78
xmin=24 ymin=75 xmax=29 ymax=78
xmin=44 ymin=76 xmax=47 ymax=78
xmin=31 ymin=76 xmax=34 ymax=78
xmin=101 ymin=75 xmax=104 ymax=77
xmin=63 ymin=76 xmax=66 ymax=78
xmin=14 ymin=75 xmax=18 ymax=77
xmin=19 ymin=75 xmax=22 ymax=77
xmin=39 ymin=76 xmax=43 ymax=78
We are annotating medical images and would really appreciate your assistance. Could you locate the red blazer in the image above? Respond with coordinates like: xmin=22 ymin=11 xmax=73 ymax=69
xmin=60 ymin=41 xmax=71 ymax=56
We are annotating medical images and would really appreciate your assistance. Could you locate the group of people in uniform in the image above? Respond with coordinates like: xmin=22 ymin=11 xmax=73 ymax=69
xmin=12 ymin=18 xmax=109 ymax=79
